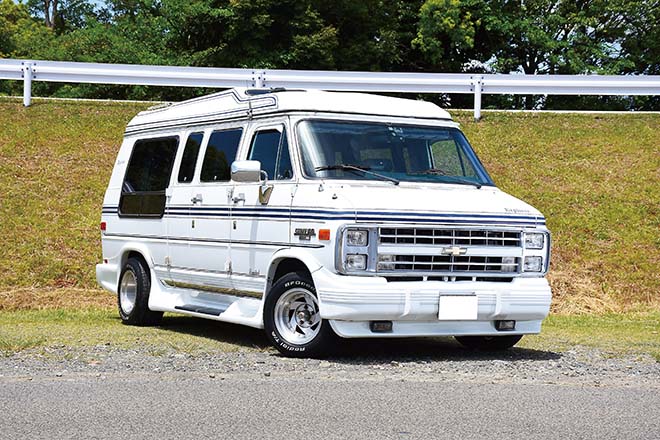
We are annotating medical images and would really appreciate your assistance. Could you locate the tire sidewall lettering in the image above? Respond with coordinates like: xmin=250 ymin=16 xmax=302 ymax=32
xmin=283 ymin=280 xmax=314 ymax=293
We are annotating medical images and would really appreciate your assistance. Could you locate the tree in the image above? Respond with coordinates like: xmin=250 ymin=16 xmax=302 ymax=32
xmin=618 ymin=0 xmax=660 ymax=76
xmin=413 ymin=0 xmax=482 ymax=71
xmin=27 ymin=0 xmax=59 ymax=28
xmin=0 ymin=0 xmax=54 ymax=58
xmin=27 ymin=0 xmax=98 ymax=32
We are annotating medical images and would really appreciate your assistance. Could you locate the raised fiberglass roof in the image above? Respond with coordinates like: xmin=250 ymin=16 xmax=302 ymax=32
xmin=126 ymin=88 xmax=452 ymax=132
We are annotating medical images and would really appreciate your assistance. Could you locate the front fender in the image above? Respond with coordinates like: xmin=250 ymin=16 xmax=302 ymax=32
xmin=266 ymin=248 xmax=325 ymax=292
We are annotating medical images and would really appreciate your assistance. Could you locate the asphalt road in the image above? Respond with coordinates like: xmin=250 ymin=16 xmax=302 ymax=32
xmin=1 ymin=372 xmax=658 ymax=440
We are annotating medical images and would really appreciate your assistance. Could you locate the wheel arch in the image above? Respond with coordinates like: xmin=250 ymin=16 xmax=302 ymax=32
xmin=117 ymin=243 xmax=156 ymax=289
xmin=265 ymin=249 xmax=324 ymax=297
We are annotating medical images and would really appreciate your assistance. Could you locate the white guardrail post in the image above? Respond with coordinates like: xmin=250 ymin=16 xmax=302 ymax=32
xmin=472 ymin=75 xmax=483 ymax=121
xmin=21 ymin=61 xmax=34 ymax=107
xmin=253 ymin=70 xmax=265 ymax=88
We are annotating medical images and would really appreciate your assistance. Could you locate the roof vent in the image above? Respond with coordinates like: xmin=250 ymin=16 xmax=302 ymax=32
xmin=245 ymin=88 xmax=283 ymax=96
xmin=245 ymin=87 xmax=305 ymax=96
xmin=146 ymin=102 xmax=173 ymax=111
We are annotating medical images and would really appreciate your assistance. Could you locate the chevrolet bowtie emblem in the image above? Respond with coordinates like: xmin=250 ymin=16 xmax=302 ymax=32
xmin=442 ymin=246 xmax=468 ymax=256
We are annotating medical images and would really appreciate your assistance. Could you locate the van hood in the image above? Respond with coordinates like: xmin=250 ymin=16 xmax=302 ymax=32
xmin=319 ymin=182 xmax=546 ymax=228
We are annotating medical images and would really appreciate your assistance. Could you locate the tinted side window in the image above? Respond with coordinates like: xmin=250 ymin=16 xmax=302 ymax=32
xmin=120 ymin=136 xmax=178 ymax=217
xmin=248 ymin=130 xmax=280 ymax=180
xmin=201 ymin=128 xmax=243 ymax=182
xmin=248 ymin=128 xmax=292 ymax=180
xmin=276 ymin=131 xmax=293 ymax=180
xmin=178 ymin=132 xmax=204 ymax=183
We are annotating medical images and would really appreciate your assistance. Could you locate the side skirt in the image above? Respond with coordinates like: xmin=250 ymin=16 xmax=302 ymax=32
xmin=146 ymin=272 xmax=266 ymax=329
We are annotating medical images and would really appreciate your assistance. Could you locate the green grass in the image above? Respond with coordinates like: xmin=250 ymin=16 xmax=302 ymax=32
xmin=0 ymin=99 xmax=658 ymax=313
xmin=1 ymin=307 xmax=658 ymax=360
xmin=0 ymin=307 xmax=269 ymax=356
xmin=0 ymin=98 xmax=149 ymax=289
xmin=521 ymin=312 xmax=660 ymax=361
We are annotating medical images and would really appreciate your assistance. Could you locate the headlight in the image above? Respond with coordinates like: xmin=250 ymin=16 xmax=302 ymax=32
xmin=345 ymin=254 xmax=367 ymax=270
xmin=524 ymin=233 xmax=545 ymax=249
xmin=523 ymin=256 xmax=543 ymax=272
xmin=346 ymin=229 xmax=368 ymax=246
xmin=337 ymin=226 xmax=377 ymax=274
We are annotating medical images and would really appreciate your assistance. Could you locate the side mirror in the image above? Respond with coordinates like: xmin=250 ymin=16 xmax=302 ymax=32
xmin=231 ymin=160 xmax=263 ymax=183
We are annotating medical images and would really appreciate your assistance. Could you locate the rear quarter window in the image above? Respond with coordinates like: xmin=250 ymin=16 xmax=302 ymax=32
xmin=119 ymin=136 xmax=178 ymax=217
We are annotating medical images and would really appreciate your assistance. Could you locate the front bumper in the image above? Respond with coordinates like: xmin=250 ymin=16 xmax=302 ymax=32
xmin=312 ymin=268 xmax=551 ymax=338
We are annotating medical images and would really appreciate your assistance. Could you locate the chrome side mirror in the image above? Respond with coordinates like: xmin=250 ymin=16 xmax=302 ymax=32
xmin=231 ymin=160 xmax=263 ymax=183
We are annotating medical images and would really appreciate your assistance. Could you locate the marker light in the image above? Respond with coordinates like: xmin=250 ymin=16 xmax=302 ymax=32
xmin=501 ymin=256 xmax=517 ymax=272
xmin=377 ymin=254 xmax=396 ymax=271
xmin=495 ymin=320 xmax=516 ymax=331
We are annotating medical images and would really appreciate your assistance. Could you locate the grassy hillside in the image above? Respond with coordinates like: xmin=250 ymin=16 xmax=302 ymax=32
xmin=0 ymin=98 xmax=658 ymax=313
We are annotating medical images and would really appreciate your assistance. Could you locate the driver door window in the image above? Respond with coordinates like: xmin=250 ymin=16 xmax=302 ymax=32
xmin=248 ymin=128 xmax=293 ymax=180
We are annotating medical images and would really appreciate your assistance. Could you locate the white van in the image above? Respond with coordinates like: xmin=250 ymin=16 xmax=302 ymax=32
xmin=96 ymin=88 xmax=551 ymax=357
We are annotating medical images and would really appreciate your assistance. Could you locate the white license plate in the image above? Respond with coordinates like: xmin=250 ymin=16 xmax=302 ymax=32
xmin=438 ymin=295 xmax=478 ymax=320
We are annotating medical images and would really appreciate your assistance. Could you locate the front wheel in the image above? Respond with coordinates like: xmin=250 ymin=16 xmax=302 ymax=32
xmin=264 ymin=272 xmax=338 ymax=358
xmin=455 ymin=335 xmax=523 ymax=350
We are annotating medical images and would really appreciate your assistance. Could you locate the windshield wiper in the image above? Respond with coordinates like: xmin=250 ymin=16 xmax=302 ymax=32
xmin=315 ymin=164 xmax=400 ymax=185
xmin=412 ymin=169 xmax=482 ymax=189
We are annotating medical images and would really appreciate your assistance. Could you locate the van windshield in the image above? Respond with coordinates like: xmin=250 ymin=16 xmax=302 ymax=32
xmin=298 ymin=120 xmax=494 ymax=187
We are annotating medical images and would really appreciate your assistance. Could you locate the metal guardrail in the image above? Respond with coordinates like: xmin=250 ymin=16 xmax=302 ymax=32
xmin=2 ymin=59 xmax=660 ymax=119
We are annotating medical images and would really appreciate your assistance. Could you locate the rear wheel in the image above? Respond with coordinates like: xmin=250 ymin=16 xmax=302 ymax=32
xmin=118 ymin=257 xmax=163 ymax=326
xmin=264 ymin=272 xmax=338 ymax=358
xmin=455 ymin=335 xmax=523 ymax=350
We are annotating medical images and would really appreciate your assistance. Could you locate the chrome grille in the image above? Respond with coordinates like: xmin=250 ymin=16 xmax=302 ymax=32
xmin=377 ymin=226 xmax=522 ymax=277
xmin=379 ymin=228 xmax=521 ymax=247
xmin=384 ymin=255 xmax=519 ymax=273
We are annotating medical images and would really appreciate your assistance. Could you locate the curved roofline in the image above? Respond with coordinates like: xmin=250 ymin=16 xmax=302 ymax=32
xmin=127 ymin=88 xmax=453 ymax=131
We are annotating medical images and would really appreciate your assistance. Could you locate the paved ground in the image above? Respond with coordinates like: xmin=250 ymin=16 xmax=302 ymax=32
xmin=1 ymin=333 xmax=659 ymax=439
xmin=1 ymin=373 xmax=659 ymax=440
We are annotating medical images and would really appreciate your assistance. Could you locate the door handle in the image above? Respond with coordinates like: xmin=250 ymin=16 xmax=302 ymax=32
xmin=232 ymin=193 xmax=245 ymax=203
xmin=191 ymin=194 xmax=203 ymax=204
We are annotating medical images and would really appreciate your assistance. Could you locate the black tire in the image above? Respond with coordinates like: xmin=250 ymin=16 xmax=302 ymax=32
xmin=117 ymin=257 xmax=163 ymax=326
xmin=264 ymin=272 xmax=338 ymax=358
xmin=455 ymin=334 xmax=523 ymax=350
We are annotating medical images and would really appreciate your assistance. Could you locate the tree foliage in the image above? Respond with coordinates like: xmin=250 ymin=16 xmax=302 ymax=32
xmin=0 ymin=0 xmax=657 ymax=108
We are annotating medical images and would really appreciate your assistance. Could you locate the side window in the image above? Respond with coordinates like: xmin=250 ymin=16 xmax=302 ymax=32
xmin=178 ymin=132 xmax=204 ymax=183
xmin=248 ymin=128 xmax=293 ymax=180
xmin=276 ymin=131 xmax=293 ymax=180
xmin=120 ymin=136 xmax=178 ymax=217
xmin=200 ymin=128 xmax=243 ymax=182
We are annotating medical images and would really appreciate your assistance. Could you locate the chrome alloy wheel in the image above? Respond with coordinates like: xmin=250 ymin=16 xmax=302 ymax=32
xmin=274 ymin=288 xmax=322 ymax=345
xmin=119 ymin=269 xmax=138 ymax=315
